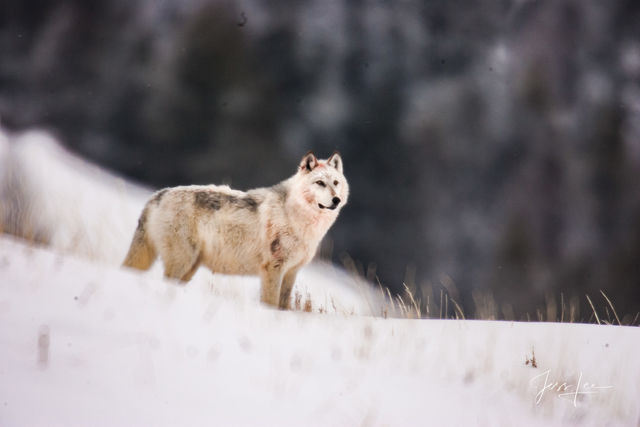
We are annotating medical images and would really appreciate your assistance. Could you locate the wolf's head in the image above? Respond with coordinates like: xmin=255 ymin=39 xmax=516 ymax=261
xmin=294 ymin=151 xmax=349 ymax=214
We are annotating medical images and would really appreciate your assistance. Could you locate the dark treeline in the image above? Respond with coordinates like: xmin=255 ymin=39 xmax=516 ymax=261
xmin=2 ymin=0 xmax=640 ymax=320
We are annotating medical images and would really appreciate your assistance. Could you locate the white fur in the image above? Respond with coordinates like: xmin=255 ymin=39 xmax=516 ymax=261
xmin=123 ymin=152 xmax=349 ymax=309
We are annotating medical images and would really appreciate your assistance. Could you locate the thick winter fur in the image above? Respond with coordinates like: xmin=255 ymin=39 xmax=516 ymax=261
xmin=123 ymin=152 xmax=349 ymax=309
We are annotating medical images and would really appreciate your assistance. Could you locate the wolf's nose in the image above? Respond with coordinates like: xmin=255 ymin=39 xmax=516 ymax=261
xmin=332 ymin=197 xmax=341 ymax=205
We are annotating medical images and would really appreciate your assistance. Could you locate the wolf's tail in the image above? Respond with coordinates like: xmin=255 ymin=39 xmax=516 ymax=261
xmin=123 ymin=208 xmax=156 ymax=270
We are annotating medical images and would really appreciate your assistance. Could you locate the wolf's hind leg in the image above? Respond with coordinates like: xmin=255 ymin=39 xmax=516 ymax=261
xmin=162 ymin=243 xmax=201 ymax=283
xmin=123 ymin=208 xmax=156 ymax=270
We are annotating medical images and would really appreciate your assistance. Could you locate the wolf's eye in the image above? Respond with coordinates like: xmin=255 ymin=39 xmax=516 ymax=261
xmin=333 ymin=180 xmax=339 ymax=186
xmin=316 ymin=180 xmax=326 ymax=187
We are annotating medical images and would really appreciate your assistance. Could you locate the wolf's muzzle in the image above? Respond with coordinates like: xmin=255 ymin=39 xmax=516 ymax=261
xmin=319 ymin=197 xmax=341 ymax=210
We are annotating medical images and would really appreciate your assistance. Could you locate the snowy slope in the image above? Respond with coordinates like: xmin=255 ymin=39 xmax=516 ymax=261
xmin=1 ymin=127 xmax=639 ymax=426
xmin=1 ymin=235 xmax=639 ymax=427
xmin=0 ymin=129 xmax=148 ymax=263
xmin=0 ymin=128 xmax=383 ymax=315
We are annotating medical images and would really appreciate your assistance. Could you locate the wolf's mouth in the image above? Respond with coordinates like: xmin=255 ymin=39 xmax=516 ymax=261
xmin=318 ymin=203 xmax=338 ymax=210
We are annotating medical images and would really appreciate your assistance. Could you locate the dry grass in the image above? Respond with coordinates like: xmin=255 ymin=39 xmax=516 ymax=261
xmin=524 ymin=346 xmax=537 ymax=368
xmin=303 ymin=295 xmax=313 ymax=313
xmin=599 ymin=290 xmax=621 ymax=325
xmin=585 ymin=294 xmax=601 ymax=325
xmin=336 ymin=254 xmax=639 ymax=325
xmin=290 ymin=290 xmax=324 ymax=314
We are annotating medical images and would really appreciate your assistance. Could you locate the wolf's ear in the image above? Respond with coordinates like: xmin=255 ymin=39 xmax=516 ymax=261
xmin=327 ymin=152 xmax=343 ymax=173
xmin=300 ymin=152 xmax=319 ymax=172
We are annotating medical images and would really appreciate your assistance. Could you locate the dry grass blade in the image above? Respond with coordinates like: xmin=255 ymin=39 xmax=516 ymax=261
xmin=425 ymin=294 xmax=430 ymax=318
xmin=303 ymin=293 xmax=312 ymax=313
xmin=585 ymin=294 xmax=600 ymax=325
xmin=445 ymin=294 xmax=448 ymax=319
xmin=449 ymin=297 xmax=466 ymax=320
xmin=402 ymin=282 xmax=421 ymax=318
xmin=397 ymin=297 xmax=405 ymax=317
xmin=599 ymin=290 xmax=621 ymax=326
xmin=385 ymin=287 xmax=396 ymax=313
xmin=396 ymin=295 xmax=408 ymax=318
xmin=294 ymin=291 xmax=302 ymax=311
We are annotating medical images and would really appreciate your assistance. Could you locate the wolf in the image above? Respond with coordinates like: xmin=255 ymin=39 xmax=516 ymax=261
xmin=123 ymin=152 xmax=349 ymax=309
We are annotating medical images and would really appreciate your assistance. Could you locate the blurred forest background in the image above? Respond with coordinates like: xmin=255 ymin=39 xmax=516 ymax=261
xmin=1 ymin=0 xmax=640 ymax=321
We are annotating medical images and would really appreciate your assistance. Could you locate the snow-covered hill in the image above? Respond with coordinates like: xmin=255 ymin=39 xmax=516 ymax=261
xmin=1 ymin=235 xmax=639 ymax=426
xmin=1 ymin=127 xmax=639 ymax=426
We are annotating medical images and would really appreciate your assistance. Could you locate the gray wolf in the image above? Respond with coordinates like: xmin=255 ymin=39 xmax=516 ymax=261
xmin=123 ymin=152 xmax=349 ymax=309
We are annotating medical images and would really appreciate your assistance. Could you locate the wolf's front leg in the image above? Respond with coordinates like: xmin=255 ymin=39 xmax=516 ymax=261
xmin=259 ymin=262 xmax=283 ymax=307
xmin=278 ymin=268 xmax=300 ymax=310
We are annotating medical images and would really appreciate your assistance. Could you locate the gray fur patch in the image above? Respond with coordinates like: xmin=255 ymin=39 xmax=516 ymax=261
xmin=270 ymin=237 xmax=281 ymax=255
xmin=270 ymin=183 xmax=288 ymax=203
xmin=194 ymin=191 xmax=261 ymax=212
xmin=151 ymin=188 xmax=168 ymax=205
xmin=187 ymin=235 xmax=198 ymax=251
xmin=241 ymin=196 xmax=260 ymax=211
xmin=195 ymin=192 xmax=223 ymax=210
xmin=136 ymin=207 xmax=149 ymax=233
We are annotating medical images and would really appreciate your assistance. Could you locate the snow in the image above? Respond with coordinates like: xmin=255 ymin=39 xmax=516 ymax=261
xmin=1 ymin=127 xmax=639 ymax=426
xmin=0 ymin=129 xmax=148 ymax=264
xmin=1 ymin=236 xmax=639 ymax=426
